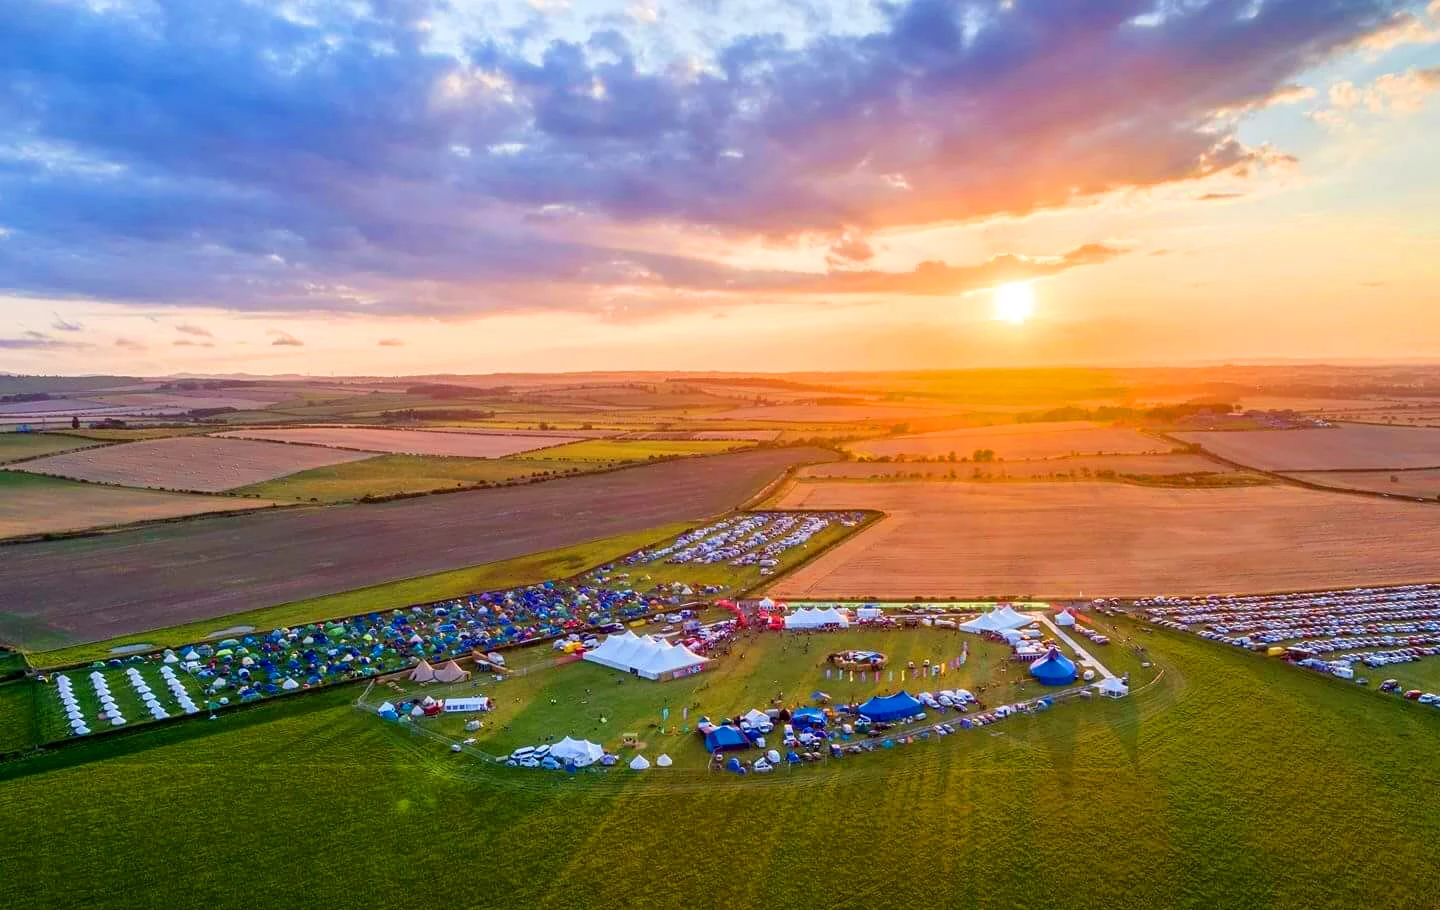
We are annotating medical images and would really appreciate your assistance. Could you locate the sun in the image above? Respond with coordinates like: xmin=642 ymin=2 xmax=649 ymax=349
xmin=992 ymin=282 xmax=1036 ymax=325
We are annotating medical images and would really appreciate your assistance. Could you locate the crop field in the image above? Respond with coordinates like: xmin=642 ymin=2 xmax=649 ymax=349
xmin=0 ymin=433 xmax=101 ymax=464
xmin=0 ymin=472 xmax=277 ymax=540
xmin=513 ymin=439 xmax=755 ymax=461
xmin=230 ymin=454 xmax=606 ymax=502
xmin=848 ymin=421 xmax=1168 ymax=461
xmin=1281 ymin=468 xmax=1440 ymax=500
xmin=1174 ymin=423 xmax=1440 ymax=471
xmin=0 ymin=447 xmax=834 ymax=649
xmin=10 ymin=436 xmax=375 ymax=492
xmin=53 ymin=427 xmax=220 ymax=441
xmin=799 ymin=454 xmax=1234 ymax=481
xmin=5 ymin=613 xmax=1440 ymax=910
xmin=216 ymin=427 xmax=582 ymax=457
xmin=704 ymin=403 xmax=957 ymax=422
xmin=767 ymin=482 xmax=1440 ymax=599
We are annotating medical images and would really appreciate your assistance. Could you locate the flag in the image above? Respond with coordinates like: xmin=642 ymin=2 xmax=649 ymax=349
xmin=901 ymin=669 xmax=906 ymax=681
xmin=888 ymin=671 xmax=894 ymax=682
xmin=661 ymin=706 xmax=670 ymax=722
xmin=682 ymin=707 xmax=689 ymax=721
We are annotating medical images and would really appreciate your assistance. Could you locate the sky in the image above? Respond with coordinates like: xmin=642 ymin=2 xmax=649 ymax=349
xmin=1 ymin=0 xmax=1438 ymax=376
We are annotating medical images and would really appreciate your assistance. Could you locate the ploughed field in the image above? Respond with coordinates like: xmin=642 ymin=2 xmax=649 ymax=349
xmin=0 ymin=473 xmax=277 ymax=540
xmin=0 ymin=447 xmax=832 ymax=648
xmin=8 ymin=436 xmax=374 ymax=492
xmin=1174 ymin=423 xmax=1440 ymax=471
xmin=848 ymin=421 xmax=1168 ymax=460
xmin=798 ymin=453 xmax=1232 ymax=480
xmin=767 ymin=482 xmax=1440 ymax=598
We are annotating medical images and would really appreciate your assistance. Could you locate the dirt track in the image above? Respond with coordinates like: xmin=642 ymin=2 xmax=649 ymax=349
xmin=0 ymin=447 xmax=829 ymax=648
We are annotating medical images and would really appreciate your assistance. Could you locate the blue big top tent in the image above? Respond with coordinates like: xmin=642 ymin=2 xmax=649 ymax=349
xmin=857 ymin=691 xmax=923 ymax=722
xmin=1029 ymin=647 xmax=1078 ymax=686
xmin=704 ymin=725 xmax=750 ymax=752
xmin=791 ymin=707 xmax=827 ymax=728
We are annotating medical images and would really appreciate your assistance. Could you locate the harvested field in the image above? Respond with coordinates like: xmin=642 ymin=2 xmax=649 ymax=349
xmin=0 ymin=447 xmax=833 ymax=647
xmin=513 ymin=439 xmax=753 ymax=461
xmin=767 ymin=481 xmax=1440 ymax=598
xmin=0 ymin=472 xmax=275 ymax=539
xmin=692 ymin=430 xmax=783 ymax=441
xmin=0 ymin=433 xmax=101 ymax=464
xmin=705 ymin=403 xmax=954 ymax=422
xmin=1175 ymin=423 xmax=1440 ymax=470
xmin=91 ymin=393 xmax=287 ymax=411
xmin=849 ymin=421 xmax=1167 ymax=460
xmin=1282 ymin=469 xmax=1440 ymax=500
xmin=232 ymin=454 xmax=605 ymax=503
xmin=216 ymin=426 xmax=580 ymax=457
xmin=799 ymin=454 xmax=1233 ymax=480
xmin=11 ymin=436 xmax=374 ymax=492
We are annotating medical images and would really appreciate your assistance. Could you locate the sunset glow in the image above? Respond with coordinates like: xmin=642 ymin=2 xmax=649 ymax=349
xmin=992 ymin=283 xmax=1036 ymax=325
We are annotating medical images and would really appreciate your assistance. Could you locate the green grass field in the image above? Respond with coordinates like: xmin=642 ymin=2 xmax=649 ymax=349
xmin=0 ymin=433 xmax=103 ymax=463
xmin=28 ymin=522 xmax=698 ymax=669
xmin=230 ymin=454 xmax=608 ymax=502
xmin=515 ymin=439 xmax=756 ymax=461
xmin=5 ymin=614 xmax=1440 ymax=909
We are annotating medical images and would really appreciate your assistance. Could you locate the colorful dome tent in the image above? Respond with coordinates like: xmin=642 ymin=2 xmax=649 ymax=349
xmin=857 ymin=691 xmax=924 ymax=723
xmin=1029 ymin=647 xmax=1079 ymax=686
xmin=704 ymin=725 xmax=750 ymax=752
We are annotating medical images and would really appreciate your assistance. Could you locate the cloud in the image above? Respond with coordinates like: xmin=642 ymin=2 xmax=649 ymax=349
xmin=1312 ymin=65 xmax=1440 ymax=128
xmin=0 ymin=332 xmax=87 ymax=350
xmin=377 ymin=338 xmax=406 ymax=346
xmin=1196 ymin=192 xmax=1246 ymax=201
xmin=269 ymin=330 xmax=304 ymax=347
xmin=0 ymin=0 xmax=1417 ymax=319
xmin=114 ymin=337 xmax=147 ymax=351
xmin=173 ymin=338 xmax=216 ymax=348
xmin=51 ymin=314 xmax=83 ymax=332
xmin=175 ymin=324 xmax=213 ymax=338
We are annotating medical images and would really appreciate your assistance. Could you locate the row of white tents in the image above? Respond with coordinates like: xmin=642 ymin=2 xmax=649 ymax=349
xmin=409 ymin=659 xmax=472 ymax=683
xmin=784 ymin=606 xmax=850 ymax=630
xmin=582 ymin=631 xmax=709 ymax=680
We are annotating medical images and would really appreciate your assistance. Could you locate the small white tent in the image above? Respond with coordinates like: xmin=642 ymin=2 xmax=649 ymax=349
xmin=629 ymin=754 xmax=651 ymax=770
xmin=742 ymin=708 xmax=772 ymax=728
xmin=1055 ymin=609 xmax=1077 ymax=627
xmin=655 ymin=753 xmax=673 ymax=767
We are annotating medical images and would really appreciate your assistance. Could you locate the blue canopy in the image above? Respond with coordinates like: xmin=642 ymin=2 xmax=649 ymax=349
xmin=704 ymin=725 xmax=750 ymax=752
xmin=858 ymin=691 xmax=923 ymax=722
xmin=1029 ymin=647 xmax=1078 ymax=686
xmin=791 ymin=707 xmax=827 ymax=728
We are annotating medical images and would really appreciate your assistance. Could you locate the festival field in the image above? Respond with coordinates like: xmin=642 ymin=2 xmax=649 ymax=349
xmin=0 ymin=472 xmax=277 ymax=540
xmin=216 ymin=427 xmax=582 ymax=457
xmin=848 ymin=421 xmax=1169 ymax=461
xmin=5 ymin=613 xmax=1440 ymax=910
xmin=1174 ymin=423 xmax=1440 ymax=471
xmin=768 ymin=482 xmax=1440 ymax=598
xmin=10 ymin=436 xmax=375 ymax=492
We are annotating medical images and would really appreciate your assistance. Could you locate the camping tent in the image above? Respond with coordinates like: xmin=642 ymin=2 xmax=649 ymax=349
xmin=784 ymin=607 xmax=849 ymax=630
xmin=1029 ymin=647 xmax=1079 ymax=686
xmin=432 ymin=660 xmax=471 ymax=683
xmin=583 ymin=632 xmax=709 ymax=680
xmin=551 ymin=737 xmax=605 ymax=767
xmin=409 ymin=660 xmax=437 ymax=683
xmin=629 ymin=754 xmax=651 ymax=770
xmin=791 ymin=707 xmax=827 ymax=728
xmin=959 ymin=606 xmax=1033 ymax=634
xmin=1097 ymin=677 xmax=1129 ymax=698
xmin=704 ymin=725 xmax=750 ymax=752
xmin=655 ymin=753 xmax=673 ymax=767
xmin=741 ymin=708 xmax=772 ymax=728
xmin=858 ymin=691 xmax=924 ymax=722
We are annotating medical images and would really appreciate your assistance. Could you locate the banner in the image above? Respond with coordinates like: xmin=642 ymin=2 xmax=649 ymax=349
xmin=661 ymin=706 xmax=670 ymax=722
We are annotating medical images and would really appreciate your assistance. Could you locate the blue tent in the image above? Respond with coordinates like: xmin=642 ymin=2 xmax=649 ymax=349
xmin=1029 ymin=648 xmax=1078 ymax=686
xmin=791 ymin=707 xmax=827 ymax=728
xmin=857 ymin=691 xmax=923 ymax=722
xmin=704 ymin=725 xmax=750 ymax=752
